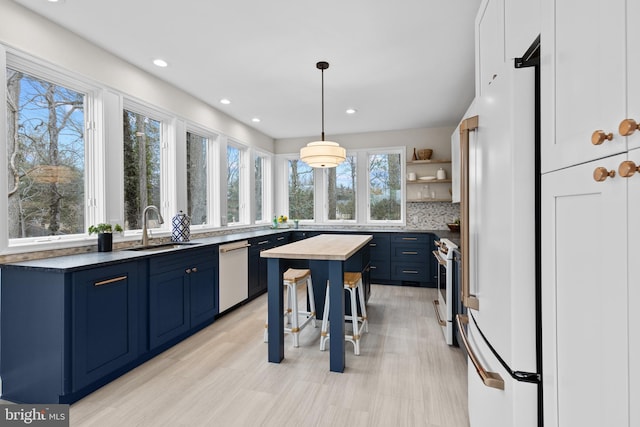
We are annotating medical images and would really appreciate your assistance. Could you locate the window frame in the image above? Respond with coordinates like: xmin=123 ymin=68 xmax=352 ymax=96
xmin=282 ymin=155 xmax=316 ymax=222
xmin=225 ymin=138 xmax=249 ymax=226
xmin=253 ymin=148 xmax=272 ymax=225
xmin=185 ymin=124 xmax=219 ymax=230
xmin=366 ymin=148 xmax=406 ymax=224
xmin=121 ymin=98 xmax=173 ymax=236
xmin=323 ymin=153 xmax=357 ymax=223
xmin=4 ymin=49 xmax=101 ymax=249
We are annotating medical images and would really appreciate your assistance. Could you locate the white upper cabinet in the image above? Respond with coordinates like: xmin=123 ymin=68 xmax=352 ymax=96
xmin=541 ymin=0 xmax=627 ymax=172
xmin=476 ymin=0 xmax=505 ymax=97
xmin=505 ymin=0 xmax=540 ymax=59
xmin=627 ymin=0 xmax=640 ymax=151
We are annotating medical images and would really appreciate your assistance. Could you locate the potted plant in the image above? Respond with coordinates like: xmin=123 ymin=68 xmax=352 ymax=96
xmin=88 ymin=223 xmax=123 ymax=252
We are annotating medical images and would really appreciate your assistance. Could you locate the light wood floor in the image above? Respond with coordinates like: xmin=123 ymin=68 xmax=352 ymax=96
xmin=67 ymin=285 xmax=469 ymax=426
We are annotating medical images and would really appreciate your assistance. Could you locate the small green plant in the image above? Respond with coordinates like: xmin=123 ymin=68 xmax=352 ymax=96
xmin=88 ymin=223 xmax=123 ymax=235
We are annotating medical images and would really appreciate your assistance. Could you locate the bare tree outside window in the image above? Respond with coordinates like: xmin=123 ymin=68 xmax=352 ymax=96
xmin=369 ymin=153 xmax=402 ymax=220
xmin=328 ymin=155 xmax=356 ymax=220
xmin=6 ymin=68 xmax=85 ymax=238
xmin=187 ymin=132 xmax=207 ymax=225
xmin=288 ymin=159 xmax=314 ymax=220
xmin=123 ymin=109 xmax=161 ymax=230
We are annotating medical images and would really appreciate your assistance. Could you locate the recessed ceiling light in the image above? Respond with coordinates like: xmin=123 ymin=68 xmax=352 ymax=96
xmin=346 ymin=108 xmax=357 ymax=115
xmin=153 ymin=59 xmax=168 ymax=68
xmin=220 ymin=98 xmax=231 ymax=105
xmin=251 ymin=117 xmax=261 ymax=123
xmin=47 ymin=0 xmax=64 ymax=3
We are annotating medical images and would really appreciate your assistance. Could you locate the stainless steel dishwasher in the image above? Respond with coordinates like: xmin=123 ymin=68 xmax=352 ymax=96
xmin=218 ymin=240 xmax=250 ymax=312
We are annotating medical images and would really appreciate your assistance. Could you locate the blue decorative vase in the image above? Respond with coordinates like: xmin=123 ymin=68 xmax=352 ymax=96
xmin=171 ymin=211 xmax=190 ymax=242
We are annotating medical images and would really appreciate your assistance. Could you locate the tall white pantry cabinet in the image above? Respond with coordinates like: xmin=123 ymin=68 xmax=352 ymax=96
xmin=541 ymin=0 xmax=639 ymax=426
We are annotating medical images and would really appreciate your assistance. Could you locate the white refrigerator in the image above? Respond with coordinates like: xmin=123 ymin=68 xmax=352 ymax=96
xmin=456 ymin=39 xmax=541 ymax=427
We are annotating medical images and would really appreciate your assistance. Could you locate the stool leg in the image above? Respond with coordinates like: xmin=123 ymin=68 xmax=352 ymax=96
xmin=306 ymin=275 xmax=317 ymax=328
xmin=290 ymin=282 xmax=300 ymax=347
xmin=320 ymin=282 xmax=330 ymax=351
xmin=349 ymin=287 xmax=360 ymax=355
xmin=357 ymin=277 xmax=368 ymax=333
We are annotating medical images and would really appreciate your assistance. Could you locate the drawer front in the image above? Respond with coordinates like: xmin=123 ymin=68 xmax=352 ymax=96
xmin=391 ymin=262 xmax=428 ymax=282
xmin=390 ymin=244 xmax=429 ymax=260
xmin=390 ymin=233 xmax=429 ymax=245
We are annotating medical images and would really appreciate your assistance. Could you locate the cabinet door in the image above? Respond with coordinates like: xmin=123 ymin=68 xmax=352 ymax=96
xmin=369 ymin=234 xmax=390 ymax=282
xmin=628 ymin=148 xmax=640 ymax=427
xmin=149 ymin=268 xmax=189 ymax=350
xmin=190 ymin=251 xmax=218 ymax=327
xmin=541 ymin=0 xmax=627 ymax=172
xmin=542 ymin=154 xmax=628 ymax=427
xmin=627 ymin=1 xmax=640 ymax=152
xmin=72 ymin=262 xmax=140 ymax=391
xmin=476 ymin=0 xmax=505 ymax=98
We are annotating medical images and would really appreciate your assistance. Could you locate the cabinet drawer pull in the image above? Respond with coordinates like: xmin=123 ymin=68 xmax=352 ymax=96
xmin=257 ymin=240 xmax=270 ymax=245
xmin=185 ymin=268 xmax=192 ymax=274
xmin=402 ymin=270 xmax=419 ymax=274
xmin=402 ymin=237 xmax=418 ymax=241
xmin=94 ymin=275 xmax=127 ymax=287
xmin=277 ymin=237 xmax=285 ymax=241
xmin=619 ymin=160 xmax=640 ymax=178
xmin=593 ymin=167 xmax=616 ymax=182
xmin=619 ymin=118 xmax=640 ymax=136
xmin=370 ymin=265 xmax=377 ymax=269
xmin=369 ymin=243 xmax=377 ymax=247
xmin=591 ymin=130 xmax=614 ymax=145
xmin=192 ymin=267 xmax=198 ymax=273
xmin=402 ymin=251 xmax=418 ymax=255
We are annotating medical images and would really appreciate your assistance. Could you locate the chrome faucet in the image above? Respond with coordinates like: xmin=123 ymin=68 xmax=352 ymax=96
xmin=141 ymin=205 xmax=164 ymax=246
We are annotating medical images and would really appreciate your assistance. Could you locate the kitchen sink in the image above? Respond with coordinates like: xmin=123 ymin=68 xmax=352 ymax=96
xmin=124 ymin=242 xmax=200 ymax=252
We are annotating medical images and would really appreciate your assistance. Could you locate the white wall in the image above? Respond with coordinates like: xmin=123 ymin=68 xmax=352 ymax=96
xmin=0 ymin=1 xmax=274 ymax=152
xmin=275 ymin=126 xmax=455 ymax=160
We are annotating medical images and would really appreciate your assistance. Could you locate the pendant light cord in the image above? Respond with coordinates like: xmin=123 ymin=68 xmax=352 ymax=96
xmin=316 ymin=61 xmax=329 ymax=142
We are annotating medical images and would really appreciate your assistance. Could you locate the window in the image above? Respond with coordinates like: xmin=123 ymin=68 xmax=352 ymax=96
xmin=6 ymin=67 xmax=87 ymax=239
xmin=123 ymin=108 xmax=162 ymax=231
xmin=288 ymin=159 xmax=314 ymax=220
xmin=255 ymin=154 xmax=264 ymax=222
xmin=226 ymin=143 xmax=244 ymax=224
xmin=368 ymin=152 xmax=403 ymax=221
xmin=186 ymin=131 xmax=208 ymax=226
xmin=327 ymin=155 xmax=356 ymax=221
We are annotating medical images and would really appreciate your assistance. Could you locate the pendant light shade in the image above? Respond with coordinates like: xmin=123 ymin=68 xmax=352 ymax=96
xmin=300 ymin=61 xmax=346 ymax=168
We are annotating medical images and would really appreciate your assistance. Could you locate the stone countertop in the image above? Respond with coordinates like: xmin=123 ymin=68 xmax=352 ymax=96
xmin=0 ymin=227 xmax=458 ymax=272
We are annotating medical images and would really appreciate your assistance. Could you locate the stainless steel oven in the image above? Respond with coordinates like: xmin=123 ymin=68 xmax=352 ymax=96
xmin=432 ymin=238 xmax=458 ymax=345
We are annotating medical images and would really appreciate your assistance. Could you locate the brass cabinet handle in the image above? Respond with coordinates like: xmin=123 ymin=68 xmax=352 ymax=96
xmin=402 ymin=237 xmax=418 ymax=241
xmin=433 ymin=300 xmax=446 ymax=326
xmin=369 ymin=243 xmax=377 ymax=247
xmin=192 ymin=267 xmax=198 ymax=273
xmin=94 ymin=275 xmax=127 ymax=287
xmin=619 ymin=160 xmax=640 ymax=178
xmin=593 ymin=167 xmax=616 ymax=182
xmin=402 ymin=270 xmax=419 ymax=274
xmin=591 ymin=130 xmax=614 ymax=145
xmin=456 ymin=314 xmax=505 ymax=390
xmin=185 ymin=268 xmax=192 ymax=274
xmin=619 ymin=118 xmax=640 ymax=136
xmin=402 ymin=251 xmax=418 ymax=255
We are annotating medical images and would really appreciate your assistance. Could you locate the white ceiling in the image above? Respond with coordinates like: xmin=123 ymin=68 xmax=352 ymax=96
xmin=14 ymin=0 xmax=481 ymax=139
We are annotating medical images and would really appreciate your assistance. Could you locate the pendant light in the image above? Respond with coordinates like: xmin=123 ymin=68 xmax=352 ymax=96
xmin=300 ymin=61 xmax=346 ymax=168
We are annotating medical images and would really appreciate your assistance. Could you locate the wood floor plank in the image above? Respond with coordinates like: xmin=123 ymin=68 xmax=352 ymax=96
xmin=4 ymin=285 xmax=470 ymax=426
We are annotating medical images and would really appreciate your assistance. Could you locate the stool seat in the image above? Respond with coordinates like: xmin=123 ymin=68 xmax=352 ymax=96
xmin=264 ymin=268 xmax=316 ymax=347
xmin=320 ymin=272 xmax=368 ymax=355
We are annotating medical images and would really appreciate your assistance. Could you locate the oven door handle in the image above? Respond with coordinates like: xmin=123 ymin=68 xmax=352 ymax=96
xmin=432 ymin=300 xmax=446 ymax=326
xmin=455 ymin=314 xmax=505 ymax=390
xmin=432 ymin=250 xmax=447 ymax=266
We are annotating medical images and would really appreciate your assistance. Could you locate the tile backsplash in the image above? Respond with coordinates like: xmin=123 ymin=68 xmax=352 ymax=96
xmin=407 ymin=202 xmax=460 ymax=230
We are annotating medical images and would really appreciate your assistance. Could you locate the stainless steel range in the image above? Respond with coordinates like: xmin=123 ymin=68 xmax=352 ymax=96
xmin=432 ymin=238 xmax=458 ymax=345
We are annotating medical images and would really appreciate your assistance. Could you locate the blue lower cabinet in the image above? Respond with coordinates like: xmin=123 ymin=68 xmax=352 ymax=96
xmin=149 ymin=248 xmax=218 ymax=350
xmin=72 ymin=262 xmax=142 ymax=392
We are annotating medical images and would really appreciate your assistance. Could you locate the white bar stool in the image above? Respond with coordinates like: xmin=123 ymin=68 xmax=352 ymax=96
xmin=264 ymin=268 xmax=317 ymax=347
xmin=319 ymin=272 xmax=368 ymax=355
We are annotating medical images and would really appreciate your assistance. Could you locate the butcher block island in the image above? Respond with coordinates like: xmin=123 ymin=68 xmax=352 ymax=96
xmin=261 ymin=234 xmax=372 ymax=372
